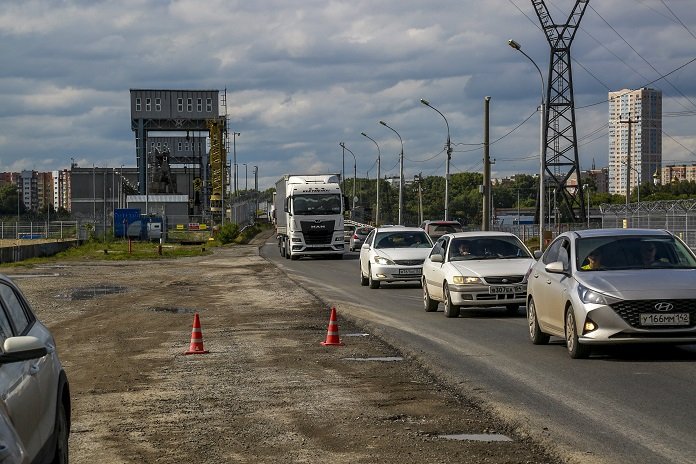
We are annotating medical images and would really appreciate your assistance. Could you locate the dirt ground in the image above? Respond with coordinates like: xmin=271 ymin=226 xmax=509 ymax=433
xmin=5 ymin=231 xmax=561 ymax=463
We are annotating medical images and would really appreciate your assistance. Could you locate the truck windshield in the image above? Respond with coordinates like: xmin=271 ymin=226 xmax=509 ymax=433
xmin=292 ymin=194 xmax=342 ymax=215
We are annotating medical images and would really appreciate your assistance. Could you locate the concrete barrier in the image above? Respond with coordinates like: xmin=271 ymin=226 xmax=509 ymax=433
xmin=0 ymin=240 xmax=80 ymax=264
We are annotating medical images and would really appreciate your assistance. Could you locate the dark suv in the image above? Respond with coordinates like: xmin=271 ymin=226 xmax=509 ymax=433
xmin=420 ymin=220 xmax=464 ymax=240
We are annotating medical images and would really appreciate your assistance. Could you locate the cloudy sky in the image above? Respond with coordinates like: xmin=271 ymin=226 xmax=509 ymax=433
xmin=1 ymin=0 xmax=695 ymax=189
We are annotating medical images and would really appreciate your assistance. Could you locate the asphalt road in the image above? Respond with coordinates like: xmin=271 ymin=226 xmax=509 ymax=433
xmin=262 ymin=242 xmax=696 ymax=464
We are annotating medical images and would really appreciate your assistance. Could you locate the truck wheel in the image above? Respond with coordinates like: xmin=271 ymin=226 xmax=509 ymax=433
xmin=279 ymin=241 xmax=285 ymax=258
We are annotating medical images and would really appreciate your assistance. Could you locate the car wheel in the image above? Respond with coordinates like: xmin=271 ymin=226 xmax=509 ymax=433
xmin=505 ymin=303 xmax=520 ymax=315
xmin=423 ymin=278 xmax=438 ymax=312
xmin=290 ymin=252 xmax=299 ymax=261
xmin=368 ymin=265 xmax=380 ymax=289
xmin=527 ymin=297 xmax=550 ymax=345
xmin=443 ymin=283 xmax=460 ymax=318
xmin=565 ymin=306 xmax=590 ymax=359
xmin=51 ymin=400 xmax=69 ymax=464
xmin=360 ymin=265 xmax=369 ymax=286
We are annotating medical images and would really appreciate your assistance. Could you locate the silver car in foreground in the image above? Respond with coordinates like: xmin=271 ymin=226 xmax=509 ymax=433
xmin=526 ymin=228 xmax=696 ymax=358
xmin=0 ymin=274 xmax=70 ymax=463
xmin=422 ymin=232 xmax=535 ymax=317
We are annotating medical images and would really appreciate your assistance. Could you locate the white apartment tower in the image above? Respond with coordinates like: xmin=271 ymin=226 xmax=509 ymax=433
xmin=608 ymin=88 xmax=662 ymax=196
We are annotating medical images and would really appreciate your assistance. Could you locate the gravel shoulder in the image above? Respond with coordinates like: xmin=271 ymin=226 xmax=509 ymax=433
xmin=6 ymin=234 xmax=561 ymax=463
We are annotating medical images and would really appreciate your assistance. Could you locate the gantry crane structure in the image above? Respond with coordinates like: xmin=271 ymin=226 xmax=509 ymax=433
xmin=532 ymin=0 xmax=588 ymax=222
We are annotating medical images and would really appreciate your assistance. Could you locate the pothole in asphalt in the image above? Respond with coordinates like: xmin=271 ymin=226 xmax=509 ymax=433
xmin=147 ymin=306 xmax=197 ymax=314
xmin=63 ymin=285 xmax=128 ymax=300
xmin=437 ymin=433 xmax=513 ymax=442
xmin=341 ymin=356 xmax=404 ymax=362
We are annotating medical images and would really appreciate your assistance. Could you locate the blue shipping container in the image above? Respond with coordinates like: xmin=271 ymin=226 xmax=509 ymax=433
xmin=114 ymin=208 xmax=141 ymax=237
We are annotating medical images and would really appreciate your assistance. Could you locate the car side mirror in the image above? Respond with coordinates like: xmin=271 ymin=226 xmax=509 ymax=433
xmin=0 ymin=336 xmax=48 ymax=364
xmin=430 ymin=254 xmax=443 ymax=263
xmin=533 ymin=250 xmax=543 ymax=260
xmin=545 ymin=261 xmax=567 ymax=275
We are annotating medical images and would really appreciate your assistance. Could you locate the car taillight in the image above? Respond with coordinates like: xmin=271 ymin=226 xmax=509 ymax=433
xmin=353 ymin=234 xmax=358 ymax=239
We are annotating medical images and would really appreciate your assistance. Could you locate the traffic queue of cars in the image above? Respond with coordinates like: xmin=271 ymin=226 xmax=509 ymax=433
xmin=0 ymin=273 xmax=70 ymax=464
xmin=351 ymin=224 xmax=696 ymax=359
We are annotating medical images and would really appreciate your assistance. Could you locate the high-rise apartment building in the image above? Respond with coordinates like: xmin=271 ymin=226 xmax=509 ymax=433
xmin=608 ymin=88 xmax=662 ymax=196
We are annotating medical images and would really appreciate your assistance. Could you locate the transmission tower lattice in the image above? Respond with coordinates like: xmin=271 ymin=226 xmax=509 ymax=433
xmin=532 ymin=0 xmax=588 ymax=222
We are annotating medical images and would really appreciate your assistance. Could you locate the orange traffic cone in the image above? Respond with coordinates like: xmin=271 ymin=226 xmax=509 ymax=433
xmin=321 ymin=307 xmax=344 ymax=346
xmin=184 ymin=313 xmax=210 ymax=355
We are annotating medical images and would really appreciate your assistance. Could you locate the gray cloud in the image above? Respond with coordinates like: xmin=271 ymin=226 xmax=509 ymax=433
xmin=1 ymin=0 xmax=695 ymax=187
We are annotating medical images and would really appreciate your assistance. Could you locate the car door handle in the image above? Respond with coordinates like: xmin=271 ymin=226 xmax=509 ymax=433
xmin=546 ymin=279 xmax=552 ymax=285
xmin=29 ymin=364 xmax=40 ymax=376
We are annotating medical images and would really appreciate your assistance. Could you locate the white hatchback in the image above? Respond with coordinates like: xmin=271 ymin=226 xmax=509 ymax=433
xmin=422 ymin=232 xmax=535 ymax=317
xmin=0 ymin=274 xmax=70 ymax=463
xmin=359 ymin=227 xmax=433 ymax=289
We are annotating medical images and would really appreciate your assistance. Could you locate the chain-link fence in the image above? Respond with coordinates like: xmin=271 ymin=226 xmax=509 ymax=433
xmin=600 ymin=199 xmax=696 ymax=248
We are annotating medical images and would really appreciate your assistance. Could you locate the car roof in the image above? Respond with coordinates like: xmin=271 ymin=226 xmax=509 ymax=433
xmin=440 ymin=231 xmax=519 ymax=239
xmin=374 ymin=226 xmax=427 ymax=233
xmin=422 ymin=220 xmax=462 ymax=226
xmin=568 ymin=228 xmax=672 ymax=239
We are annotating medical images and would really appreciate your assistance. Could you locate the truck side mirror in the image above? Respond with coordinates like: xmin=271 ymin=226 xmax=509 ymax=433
xmin=284 ymin=197 xmax=290 ymax=214
xmin=343 ymin=196 xmax=350 ymax=212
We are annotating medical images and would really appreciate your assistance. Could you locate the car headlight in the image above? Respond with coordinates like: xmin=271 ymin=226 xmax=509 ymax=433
xmin=577 ymin=284 xmax=620 ymax=305
xmin=452 ymin=276 xmax=482 ymax=285
xmin=373 ymin=256 xmax=395 ymax=265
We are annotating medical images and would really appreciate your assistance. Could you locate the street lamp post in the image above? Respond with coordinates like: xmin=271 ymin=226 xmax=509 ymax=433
xmin=361 ymin=132 xmax=381 ymax=225
xmin=379 ymin=120 xmax=404 ymax=225
xmin=339 ymin=142 xmax=357 ymax=217
xmin=508 ymin=39 xmax=546 ymax=251
xmin=420 ymin=99 xmax=452 ymax=221
xmin=243 ymin=163 xmax=248 ymax=192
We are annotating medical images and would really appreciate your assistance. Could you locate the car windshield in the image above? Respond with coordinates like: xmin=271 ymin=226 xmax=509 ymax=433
xmin=576 ymin=235 xmax=696 ymax=271
xmin=449 ymin=236 xmax=532 ymax=261
xmin=292 ymin=194 xmax=342 ymax=215
xmin=374 ymin=231 xmax=431 ymax=249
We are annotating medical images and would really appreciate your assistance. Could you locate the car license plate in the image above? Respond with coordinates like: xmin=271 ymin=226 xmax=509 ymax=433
xmin=489 ymin=285 xmax=524 ymax=294
xmin=640 ymin=313 xmax=690 ymax=326
xmin=399 ymin=268 xmax=421 ymax=275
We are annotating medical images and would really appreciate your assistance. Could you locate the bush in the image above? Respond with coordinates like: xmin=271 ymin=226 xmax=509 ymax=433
xmin=217 ymin=223 xmax=240 ymax=244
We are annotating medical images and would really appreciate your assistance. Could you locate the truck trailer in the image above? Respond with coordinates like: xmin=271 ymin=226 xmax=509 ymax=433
xmin=275 ymin=174 xmax=346 ymax=260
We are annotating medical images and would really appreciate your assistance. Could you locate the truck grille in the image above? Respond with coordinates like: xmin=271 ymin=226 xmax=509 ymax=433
xmin=300 ymin=220 xmax=335 ymax=245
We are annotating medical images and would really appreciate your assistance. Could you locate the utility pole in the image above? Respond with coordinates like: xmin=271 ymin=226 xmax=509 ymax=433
xmin=620 ymin=116 xmax=638 ymax=228
xmin=482 ymin=96 xmax=491 ymax=231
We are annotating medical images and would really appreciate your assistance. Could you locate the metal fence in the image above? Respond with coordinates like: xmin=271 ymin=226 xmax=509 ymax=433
xmin=0 ymin=221 xmax=79 ymax=242
xmin=491 ymin=199 xmax=696 ymax=249
xmin=600 ymin=199 xmax=696 ymax=248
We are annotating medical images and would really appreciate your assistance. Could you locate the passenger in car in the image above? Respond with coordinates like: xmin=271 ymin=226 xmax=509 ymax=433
xmin=581 ymin=248 xmax=602 ymax=270
xmin=639 ymin=242 xmax=669 ymax=266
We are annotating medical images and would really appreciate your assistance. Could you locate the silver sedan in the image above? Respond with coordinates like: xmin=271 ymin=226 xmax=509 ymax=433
xmin=526 ymin=228 xmax=696 ymax=358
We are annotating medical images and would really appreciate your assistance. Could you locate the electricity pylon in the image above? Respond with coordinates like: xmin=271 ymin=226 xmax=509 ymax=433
xmin=532 ymin=0 xmax=589 ymax=223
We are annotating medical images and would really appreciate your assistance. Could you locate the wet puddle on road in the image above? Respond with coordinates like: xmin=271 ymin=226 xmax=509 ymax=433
xmin=437 ymin=433 xmax=513 ymax=442
xmin=341 ymin=357 xmax=404 ymax=362
xmin=63 ymin=285 xmax=128 ymax=300
xmin=147 ymin=306 xmax=197 ymax=314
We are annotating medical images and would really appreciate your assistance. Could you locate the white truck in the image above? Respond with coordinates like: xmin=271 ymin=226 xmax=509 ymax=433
xmin=275 ymin=174 xmax=347 ymax=260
